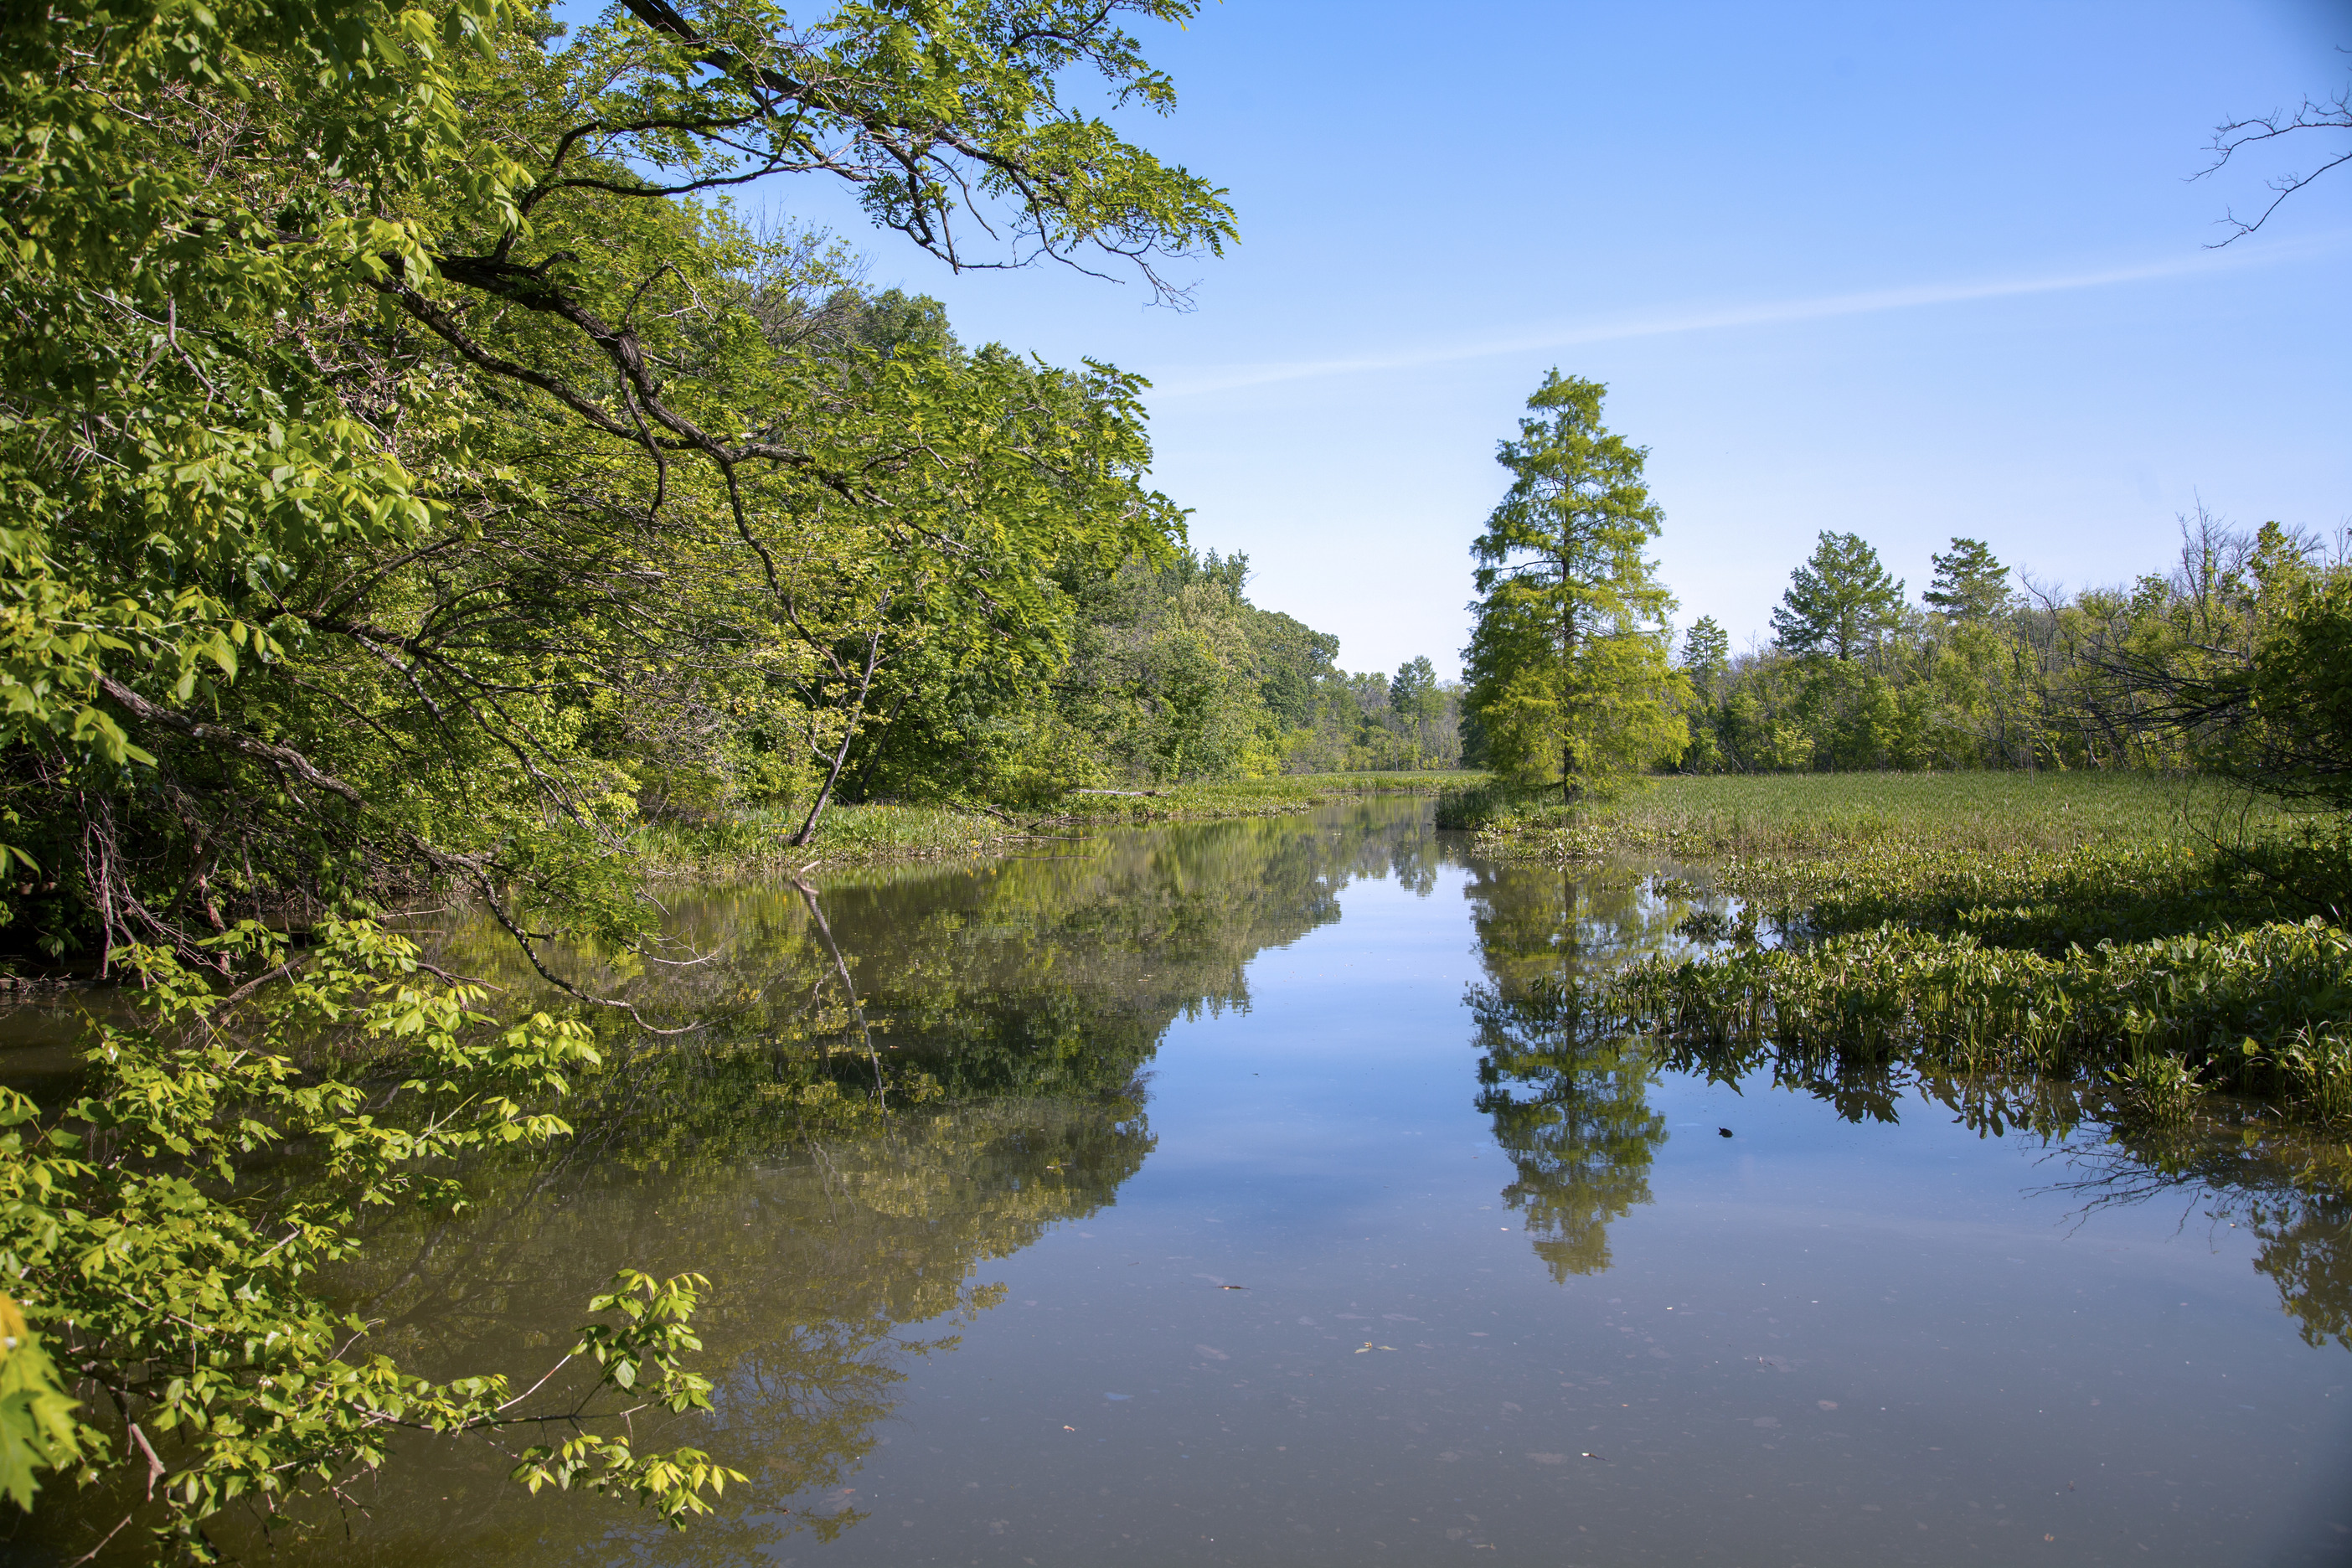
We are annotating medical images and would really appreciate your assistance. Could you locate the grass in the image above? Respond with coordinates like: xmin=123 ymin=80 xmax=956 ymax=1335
xmin=627 ymin=771 xmax=1470 ymax=875
xmin=1457 ymin=771 xmax=2352 ymax=1127
xmin=1450 ymin=769 xmax=2269 ymax=862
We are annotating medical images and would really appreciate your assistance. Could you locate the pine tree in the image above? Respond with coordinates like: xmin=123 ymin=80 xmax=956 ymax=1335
xmin=1923 ymin=537 xmax=2012 ymax=622
xmin=1681 ymin=616 xmax=1731 ymax=694
xmin=1462 ymin=372 xmax=1685 ymax=800
xmin=1770 ymin=531 xmax=1906 ymax=660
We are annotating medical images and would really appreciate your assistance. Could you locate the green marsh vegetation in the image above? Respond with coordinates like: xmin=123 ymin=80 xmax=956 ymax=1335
xmin=1443 ymin=767 xmax=2352 ymax=1130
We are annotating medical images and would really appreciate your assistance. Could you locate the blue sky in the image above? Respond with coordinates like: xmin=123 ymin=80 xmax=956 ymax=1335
xmin=761 ymin=0 xmax=2352 ymax=677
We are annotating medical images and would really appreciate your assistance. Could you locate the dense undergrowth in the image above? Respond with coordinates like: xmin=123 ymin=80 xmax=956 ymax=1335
xmin=1444 ymin=772 xmax=2352 ymax=1125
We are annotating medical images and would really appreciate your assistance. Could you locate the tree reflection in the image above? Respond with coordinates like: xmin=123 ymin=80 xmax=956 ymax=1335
xmin=274 ymin=1069 xmax=1153 ymax=1565
xmin=168 ymin=803 xmax=1450 ymax=1565
xmin=1663 ymin=1034 xmax=2352 ymax=1355
xmin=2037 ymin=1102 xmax=2352 ymax=1353
xmin=1458 ymin=856 xmax=2352 ymax=1350
xmin=1473 ymin=977 xmax=1665 ymax=1279
xmin=1462 ymin=859 xmax=1698 ymax=1278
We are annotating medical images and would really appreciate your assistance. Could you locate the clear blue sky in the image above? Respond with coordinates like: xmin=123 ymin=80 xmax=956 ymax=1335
xmin=767 ymin=0 xmax=2352 ymax=677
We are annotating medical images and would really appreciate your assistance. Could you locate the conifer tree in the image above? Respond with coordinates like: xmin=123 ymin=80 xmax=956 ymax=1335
xmin=1924 ymin=537 xmax=2013 ymax=622
xmin=1770 ymin=532 xmax=1907 ymax=660
xmin=1462 ymin=373 xmax=1685 ymax=800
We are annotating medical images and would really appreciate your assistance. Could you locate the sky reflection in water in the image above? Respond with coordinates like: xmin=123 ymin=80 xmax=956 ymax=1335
xmin=72 ymin=798 xmax=2352 ymax=1565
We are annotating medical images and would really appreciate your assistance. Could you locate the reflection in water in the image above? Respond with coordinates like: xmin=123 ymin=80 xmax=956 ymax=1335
xmin=1458 ymin=854 xmax=2352 ymax=1349
xmin=17 ymin=801 xmax=2351 ymax=1565
xmin=1461 ymin=861 xmax=1698 ymax=1279
xmin=2043 ymin=1107 xmax=2352 ymax=1353
xmin=110 ymin=806 xmax=1441 ymax=1565
xmin=311 ymin=1083 xmax=1153 ymax=1565
xmin=1473 ymin=979 xmax=1663 ymax=1281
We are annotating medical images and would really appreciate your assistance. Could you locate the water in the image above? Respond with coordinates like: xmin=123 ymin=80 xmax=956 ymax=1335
xmin=16 ymin=798 xmax=2352 ymax=1564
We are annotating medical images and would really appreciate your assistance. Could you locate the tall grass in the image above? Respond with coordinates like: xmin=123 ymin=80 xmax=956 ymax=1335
xmin=1457 ymin=770 xmax=2267 ymax=862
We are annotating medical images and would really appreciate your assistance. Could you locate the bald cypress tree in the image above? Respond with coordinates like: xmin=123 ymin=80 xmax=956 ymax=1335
xmin=1462 ymin=372 xmax=1686 ymax=801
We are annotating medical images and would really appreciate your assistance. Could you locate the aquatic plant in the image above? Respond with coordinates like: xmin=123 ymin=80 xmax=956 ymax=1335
xmin=1605 ymin=919 xmax=2352 ymax=1123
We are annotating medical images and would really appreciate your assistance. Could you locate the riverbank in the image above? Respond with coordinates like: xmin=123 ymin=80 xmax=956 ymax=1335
xmin=1448 ymin=771 xmax=2352 ymax=1126
xmin=627 ymin=771 xmax=1474 ymax=875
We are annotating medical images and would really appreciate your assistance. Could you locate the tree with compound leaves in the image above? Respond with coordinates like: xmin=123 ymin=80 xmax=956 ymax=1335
xmin=1462 ymin=373 xmax=1685 ymax=801
xmin=1770 ymin=531 xmax=1907 ymax=662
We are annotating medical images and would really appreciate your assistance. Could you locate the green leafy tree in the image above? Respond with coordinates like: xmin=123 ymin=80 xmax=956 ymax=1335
xmin=0 ymin=923 xmax=738 ymax=1554
xmin=1 ymin=0 xmax=1232 ymax=967
xmin=1770 ymin=531 xmax=1907 ymax=661
xmin=1923 ymin=537 xmax=2013 ymax=622
xmin=1462 ymin=373 xmax=1685 ymax=800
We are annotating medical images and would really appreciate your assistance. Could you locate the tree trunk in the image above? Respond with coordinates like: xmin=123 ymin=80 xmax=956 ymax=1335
xmin=789 ymin=632 xmax=885 ymax=848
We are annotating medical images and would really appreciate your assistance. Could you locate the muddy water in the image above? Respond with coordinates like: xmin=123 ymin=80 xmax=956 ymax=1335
xmin=22 ymin=797 xmax=2352 ymax=1564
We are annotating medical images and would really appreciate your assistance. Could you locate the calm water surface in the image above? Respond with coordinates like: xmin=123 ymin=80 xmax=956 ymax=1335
xmin=22 ymin=799 xmax=2352 ymax=1564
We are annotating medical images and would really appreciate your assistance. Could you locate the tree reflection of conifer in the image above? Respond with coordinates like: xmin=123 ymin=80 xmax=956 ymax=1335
xmin=1473 ymin=977 xmax=1668 ymax=1279
xmin=1463 ymin=861 xmax=1691 ymax=1281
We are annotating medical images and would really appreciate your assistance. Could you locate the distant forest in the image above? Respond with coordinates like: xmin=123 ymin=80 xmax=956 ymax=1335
xmin=1674 ymin=515 xmax=2345 ymax=776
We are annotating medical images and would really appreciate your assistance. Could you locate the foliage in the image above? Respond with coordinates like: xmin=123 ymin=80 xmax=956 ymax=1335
xmin=1674 ymin=513 xmax=2352 ymax=781
xmin=0 ymin=0 xmax=1244 ymax=972
xmin=1462 ymin=372 xmax=1685 ymax=800
xmin=1608 ymin=919 xmax=2352 ymax=1125
xmin=1769 ymin=530 xmax=1908 ymax=662
xmin=1921 ymin=537 xmax=2012 ymax=622
xmin=0 ymin=1293 xmax=80 ymax=1512
xmin=1471 ymin=770 xmax=2352 ymax=1125
xmin=0 ymin=921 xmax=741 ymax=1556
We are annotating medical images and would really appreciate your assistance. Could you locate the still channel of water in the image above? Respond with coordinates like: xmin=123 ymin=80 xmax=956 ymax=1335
xmin=28 ymin=797 xmax=2352 ymax=1564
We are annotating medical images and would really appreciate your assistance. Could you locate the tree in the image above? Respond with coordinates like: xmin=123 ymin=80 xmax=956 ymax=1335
xmin=1 ymin=0 xmax=1232 ymax=970
xmin=1462 ymin=373 xmax=1686 ymax=800
xmin=1 ymin=923 xmax=739 ymax=1554
xmin=1674 ymin=616 xmax=1732 ymax=773
xmin=0 ymin=0 xmax=1235 ymax=1543
xmin=1390 ymin=656 xmax=1442 ymax=766
xmin=1770 ymin=531 xmax=1906 ymax=662
xmin=2198 ymin=70 xmax=2352 ymax=243
xmin=1680 ymin=617 xmax=1730 ymax=693
xmin=1923 ymin=537 xmax=2012 ymax=622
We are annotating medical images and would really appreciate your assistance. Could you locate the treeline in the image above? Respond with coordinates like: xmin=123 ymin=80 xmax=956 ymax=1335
xmin=1452 ymin=370 xmax=2349 ymax=810
xmin=1675 ymin=516 xmax=2352 ymax=781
